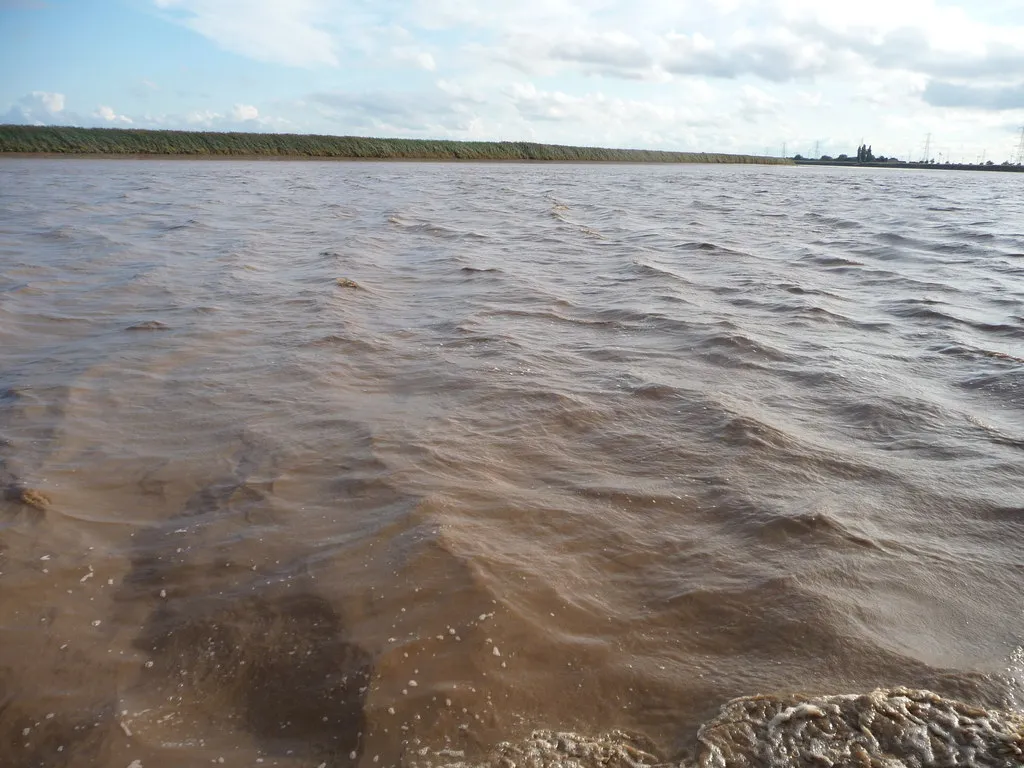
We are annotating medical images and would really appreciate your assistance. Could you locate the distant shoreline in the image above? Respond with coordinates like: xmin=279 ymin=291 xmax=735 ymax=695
xmin=796 ymin=158 xmax=1024 ymax=173
xmin=5 ymin=127 xmax=1018 ymax=171
xmin=0 ymin=125 xmax=790 ymax=165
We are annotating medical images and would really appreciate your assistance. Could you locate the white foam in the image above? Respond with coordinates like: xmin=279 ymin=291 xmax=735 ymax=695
xmin=426 ymin=688 xmax=1024 ymax=768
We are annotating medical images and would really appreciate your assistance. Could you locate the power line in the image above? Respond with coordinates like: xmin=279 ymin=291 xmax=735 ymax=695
xmin=922 ymin=133 xmax=931 ymax=163
xmin=1015 ymin=126 xmax=1024 ymax=165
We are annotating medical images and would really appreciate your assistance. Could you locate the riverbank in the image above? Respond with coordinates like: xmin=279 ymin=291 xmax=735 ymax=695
xmin=796 ymin=158 xmax=1024 ymax=173
xmin=0 ymin=125 xmax=790 ymax=164
xmin=0 ymin=152 xmax=783 ymax=164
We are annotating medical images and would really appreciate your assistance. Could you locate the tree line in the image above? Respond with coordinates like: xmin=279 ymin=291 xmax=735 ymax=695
xmin=796 ymin=143 xmax=1021 ymax=167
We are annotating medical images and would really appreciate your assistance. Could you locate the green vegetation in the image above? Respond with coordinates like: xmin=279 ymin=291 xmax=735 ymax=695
xmin=0 ymin=124 xmax=792 ymax=164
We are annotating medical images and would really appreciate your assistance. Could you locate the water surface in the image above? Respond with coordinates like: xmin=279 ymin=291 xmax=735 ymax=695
xmin=1 ymin=159 xmax=1023 ymax=767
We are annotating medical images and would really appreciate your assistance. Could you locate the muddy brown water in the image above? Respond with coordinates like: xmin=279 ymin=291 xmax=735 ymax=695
xmin=1 ymin=159 xmax=1023 ymax=767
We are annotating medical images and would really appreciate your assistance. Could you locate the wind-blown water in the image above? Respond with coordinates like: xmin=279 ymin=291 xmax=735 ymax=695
xmin=1 ymin=159 xmax=1022 ymax=768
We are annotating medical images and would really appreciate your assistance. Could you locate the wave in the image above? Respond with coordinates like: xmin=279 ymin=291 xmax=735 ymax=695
xmin=933 ymin=343 xmax=1024 ymax=365
xmin=631 ymin=261 xmax=699 ymax=287
xmin=696 ymin=331 xmax=790 ymax=365
xmin=672 ymin=241 xmax=750 ymax=258
xmin=796 ymin=251 xmax=867 ymax=268
xmin=387 ymin=214 xmax=489 ymax=240
xmin=803 ymin=212 xmax=863 ymax=230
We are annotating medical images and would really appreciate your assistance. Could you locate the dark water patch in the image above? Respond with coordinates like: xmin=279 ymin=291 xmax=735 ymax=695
xmin=126 ymin=320 xmax=170 ymax=331
xmin=159 ymin=217 xmax=204 ymax=232
xmin=963 ymin=319 xmax=1022 ymax=336
xmin=831 ymin=395 xmax=951 ymax=439
xmin=715 ymin=413 xmax=795 ymax=451
xmin=798 ymin=305 xmax=893 ymax=331
xmin=873 ymin=231 xmax=931 ymax=249
xmin=0 ymin=669 xmax=118 ymax=768
xmin=754 ymin=508 xmax=881 ymax=551
xmin=673 ymin=241 xmax=749 ymax=258
xmin=885 ymin=302 xmax=1022 ymax=336
xmin=131 ymin=589 xmax=370 ymax=763
xmin=631 ymin=261 xmax=692 ymax=284
xmin=798 ymin=251 xmax=866 ymax=268
xmin=631 ymin=383 xmax=685 ymax=400
xmin=974 ymin=505 xmax=1024 ymax=525
xmin=304 ymin=334 xmax=380 ymax=354
xmin=575 ymin=344 xmax=650 ymax=365
xmin=802 ymin=212 xmax=863 ymax=230
xmin=771 ymin=363 xmax=849 ymax=390
xmin=387 ymin=214 xmax=488 ymax=241
xmin=930 ymin=342 xmax=1024 ymax=365
xmin=691 ymin=200 xmax=735 ymax=214
xmin=696 ymin=332 xmax=790 ymax=365
xmin=112 ymin=430 xmax=392 ymax=763
xmin=489 ymin=307 xmax=621 ymax=330
xmin=773 ymin=281 xmax=839 ymax=298
xmin=957 ymin=370 xmax=1024 ymax=402
xmin=882 ymin=299 xmax=959 ymax=324
xmin=35 ymin=225 xmax=77 ymax=242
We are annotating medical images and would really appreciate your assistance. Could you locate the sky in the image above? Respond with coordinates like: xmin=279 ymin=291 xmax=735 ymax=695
xmin=2 ymin=0 xmax=1023 ymax=161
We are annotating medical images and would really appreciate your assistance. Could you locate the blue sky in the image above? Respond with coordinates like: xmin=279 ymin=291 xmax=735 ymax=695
xmin=2 ymin=0 xmax=1023 ymax=160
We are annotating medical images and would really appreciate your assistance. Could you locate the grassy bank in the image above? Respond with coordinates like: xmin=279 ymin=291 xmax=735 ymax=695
xmin=0 ymin=125 xmax=792 ymax=164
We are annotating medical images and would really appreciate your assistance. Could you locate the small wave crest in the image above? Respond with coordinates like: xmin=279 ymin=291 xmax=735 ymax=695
xmin=388 ymin=214 xmax=488 ymax=240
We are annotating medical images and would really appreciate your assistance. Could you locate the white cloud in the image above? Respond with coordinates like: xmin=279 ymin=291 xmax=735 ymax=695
xmin=309 ymin=85 xmax=480 ymax=134
xmin=95 ymin=105 xmax=133 ymax=124
xmin=550 ymin=30 xmax=653 ymax=70
xmin=36 ymin=91 xmax=65 ymax=113
xmin=503 ymin=83 xmax=714 ymax=139
xmin=230 ymin=103 xmax=259 ymax=121
xmin=1 ymin=92 xmax=292 ymax=134
xmin=392 ymin=46 xmax=436 ymax=71
xmin=738 ymin=85 xmax=782 ymax=119
xmin=154 ymin=0 xmax=339 ymax=67
xmin=143 ymin=1 xmax=1023 ymax=93
xmin=143 ymin=106 xmax=291 ymax=132
xmin=471 ymin=1 xmax=1024 ymax=86
xmin=924 ymin=81 xmax=1024 ymax=110
xmin=185 ymin=109 xmax=224 ymax=125
xmin=1 ymin=92 xmax=67 ymax=124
